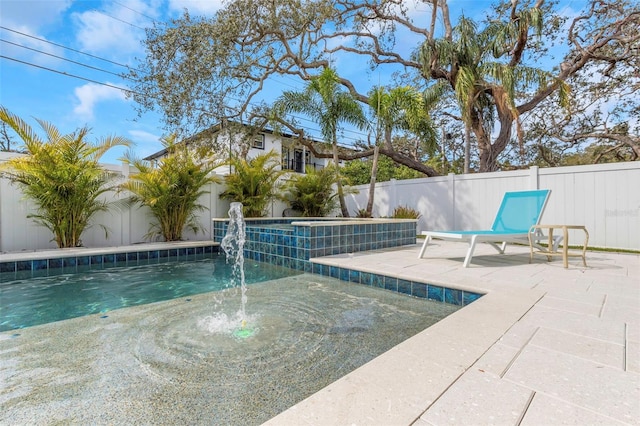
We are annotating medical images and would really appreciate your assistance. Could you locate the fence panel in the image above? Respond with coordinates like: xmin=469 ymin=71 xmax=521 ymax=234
xmin=346 ymin=162 xmax=640 ymax=250
xmin=0 ymin=154 xmax=231 ymax=252
xmin=1 ymin=153 xmax=638 ymax=252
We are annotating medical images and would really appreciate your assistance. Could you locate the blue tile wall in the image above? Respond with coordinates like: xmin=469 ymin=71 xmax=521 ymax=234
xmin=213 ymin=218 xmax=418 ymax=273
xmin=412 ymin=282 xmax=428 ymax=298
xmin=445 ymin=288 xmax=463 ymax=306
xmin=0 ymin=244 xmax=218 ymax=282
xmin=384 ymin=276 xmax=398 ymax=292
xmin=427 ymin=285 xmax=445 ymax=302
xmin=398 ymin=279 xmax=412 ymax=295
xmin=463 ymin=291 xmax=482 ymax=305
xmin=309 ymin=262 xmax=482 ymax=307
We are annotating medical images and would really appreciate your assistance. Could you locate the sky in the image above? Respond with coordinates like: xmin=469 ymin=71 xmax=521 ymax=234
xmin=0 ymin=0 xmax=525 ymax=164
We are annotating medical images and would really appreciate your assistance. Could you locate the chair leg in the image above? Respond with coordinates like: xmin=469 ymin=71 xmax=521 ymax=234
xmin=463 ymin=235 xmax=478 ymax=268
xmin=418 ymin=235 xmax=431 ymax=258
xmin=487 ymin=242 xmax=507 ymax=254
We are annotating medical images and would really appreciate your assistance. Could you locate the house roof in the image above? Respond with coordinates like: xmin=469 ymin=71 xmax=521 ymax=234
xmin=143 ymin=122 xmax=332 ymax=162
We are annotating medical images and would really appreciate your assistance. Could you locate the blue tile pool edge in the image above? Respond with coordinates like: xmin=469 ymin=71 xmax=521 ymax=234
xmin=236 ymin=245 xmax=482 ymax=307
xmin=0 ymin=244 xmax=218 ymax=282
xmin=309 ymin=261 xmax=483 ymax=307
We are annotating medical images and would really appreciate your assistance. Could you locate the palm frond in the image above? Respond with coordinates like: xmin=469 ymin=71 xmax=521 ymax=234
xmin=0 ymin=108 xmax=127 ymax=247
xmin=0 ymin=106 xmax=43 ymax=154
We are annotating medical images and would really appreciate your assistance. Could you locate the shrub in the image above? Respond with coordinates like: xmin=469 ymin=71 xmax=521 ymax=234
xmin=220 ymin=151 xmax=285 ymax=217
xmin=121 ymin=135 xmax=221 ymax=241
xmin=354 ymin=208 xmax=372 ymax=218
xmin=282 ymin=166 xmax=338 ymax=217
xmin=391 ymin=205 xmax=421 ymax=219
xmin=0 ymin=107 xmax=131 ymax=248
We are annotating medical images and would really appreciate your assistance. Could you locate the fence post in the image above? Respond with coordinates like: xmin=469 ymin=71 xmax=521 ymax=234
xmin=529 ymin=166 xmax=540 ymax=189
xmin=448 ymin=173 xmax=456 ymax=229
xmin=390 ymin=179 xmax=397 ymax=214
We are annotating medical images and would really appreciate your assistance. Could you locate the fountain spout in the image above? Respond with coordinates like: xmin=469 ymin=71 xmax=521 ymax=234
xmin=220 ymin=202 xmax=252 ymax=337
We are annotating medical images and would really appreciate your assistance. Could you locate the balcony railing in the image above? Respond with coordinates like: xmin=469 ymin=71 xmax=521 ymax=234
xmin=282 ymin=160 xmax=324 ymax=173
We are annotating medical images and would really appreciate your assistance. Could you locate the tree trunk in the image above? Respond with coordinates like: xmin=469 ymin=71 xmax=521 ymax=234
xmin=365 ymin=144 xmax=379 ymax=217
xmin=473 ymin=88 xmax=515 ymax=172
xmin=292 ymin=133 xmax=440 ymax=177
xmin=332 ymin=135 xmax=350 ymax=217
xmin=464 ymin=123 xmax=471 ymax=173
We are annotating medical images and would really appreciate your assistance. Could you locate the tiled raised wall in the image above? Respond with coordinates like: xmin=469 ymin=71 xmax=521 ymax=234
xmin=0 ymin=245 xmax=217 ymax=282
xmin=310 ymin=262 xmax=482 ymax=307
xmin=212 ymin=218 xmax=417 ymax=271
xmin=213 ymin=217 xmax=482 ymax=306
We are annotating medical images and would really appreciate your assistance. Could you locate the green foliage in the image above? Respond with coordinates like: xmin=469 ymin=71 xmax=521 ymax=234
xmin=220 ymin=151 xmax=285 ymax=217
xmin=282 ymin=166 xmax=338 ymax=217
xmin=0 ymin=106 xmax=131 ymax=248
xmin=368 ymin=85 xmax=437 ymax=152
xmin=132 ymin=0 xmax=638 ymax=173
xmin=272 ymin=67 xmax=368 ymax=217
xmin=275 ymin=68 xmax=368 ymax=144
xmin=391 ymin=205 xmax=422 ymax=220
xmin=342 ymin=156 xmax=423 ymax=185
xmin=418 ymin=4 xmax=573 ymax=172
xmin=120 ymin=134 xmax=220 ymax=241
xmin=354 ymin=209 xmax=372 ymax=218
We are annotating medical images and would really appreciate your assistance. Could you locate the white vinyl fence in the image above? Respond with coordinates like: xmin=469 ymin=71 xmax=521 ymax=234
xmin=1 ymin=150 xmax=639 ymax=252
xmin=0 ymin=153 xmax=232 ymax=253
xmin=346 ymin=162 xmax=640 ymax=251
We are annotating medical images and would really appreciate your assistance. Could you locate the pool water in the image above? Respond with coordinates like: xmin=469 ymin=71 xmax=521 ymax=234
xmin=0 ymin=273 xmax=461 ymax=425
xmin=0 ymin=255 xmax=300 ymax=332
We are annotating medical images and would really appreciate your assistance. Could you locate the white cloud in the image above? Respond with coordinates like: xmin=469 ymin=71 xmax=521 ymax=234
xmin=72 ymin=0 xmax=158 ymax=57
xmin=73 ymin=82 xmax=127 ymax=121
xmin=128 ymin=129 xmax=161 ymax=144
xmin=0 ymin=0 xmax=71 ymax=67
xmin=0 ymin=0 xmax=72 ymax=29
xmin=128 ymin=129 xmax=164 ymax=158
xmin=168 ymin=0 xmax=225 ymax=16
xmin=397 ymin=0 xmax=432 ymax=20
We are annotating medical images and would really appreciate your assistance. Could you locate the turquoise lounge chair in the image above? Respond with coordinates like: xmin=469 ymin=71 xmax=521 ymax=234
xmin=418 ymin=189 xmax=551 ymax=267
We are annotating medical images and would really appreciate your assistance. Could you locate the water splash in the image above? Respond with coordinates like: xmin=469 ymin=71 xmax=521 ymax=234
xmin=218 ymin=202 xmax=255 ymax=338
xmin=197 ymin=311 xmax=257 ymax=337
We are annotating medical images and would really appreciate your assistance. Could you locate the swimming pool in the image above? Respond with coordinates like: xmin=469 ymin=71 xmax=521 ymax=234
xmin=0 ymin=255 xmax=300 ymax=332
xmin=0 ymin=264 xmax=461 ymax=424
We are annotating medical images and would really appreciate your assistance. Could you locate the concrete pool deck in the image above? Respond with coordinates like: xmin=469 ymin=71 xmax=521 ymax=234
xmin=1 ymin=240 xmax=638 ymax=424
xmin=268 ymin=240 xmax=639 ymax=425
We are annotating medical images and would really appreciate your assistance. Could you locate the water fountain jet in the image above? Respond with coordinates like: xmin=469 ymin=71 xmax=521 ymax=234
xmin=220 ymin=202 xmax=256 ymax=339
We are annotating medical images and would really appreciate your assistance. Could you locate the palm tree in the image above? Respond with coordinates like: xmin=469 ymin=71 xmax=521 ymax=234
xmin=282 ymin=165 xmax=339 ymax=217
xmin=120 ymin=134 xmax=221 ymax=241
xmin=419 ymin=10 xmax=570 ymax=171
xmin=274 ymin=67 xmax=368 ymax=217
xmin=0 ymin=106 xmax=131 ymax=248
xmin=366 ymin=86 xmax=438 ymax=216
xmin=219 ymin=151 xmax=285 ymax=217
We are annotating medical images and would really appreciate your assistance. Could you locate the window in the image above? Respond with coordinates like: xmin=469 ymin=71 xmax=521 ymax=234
xmin=252 ymin=134 xmax=265 ymax=149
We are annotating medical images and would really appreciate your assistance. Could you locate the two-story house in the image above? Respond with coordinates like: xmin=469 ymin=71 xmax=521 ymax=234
xmin=143 ymin=122 xmax=341 ymax=174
